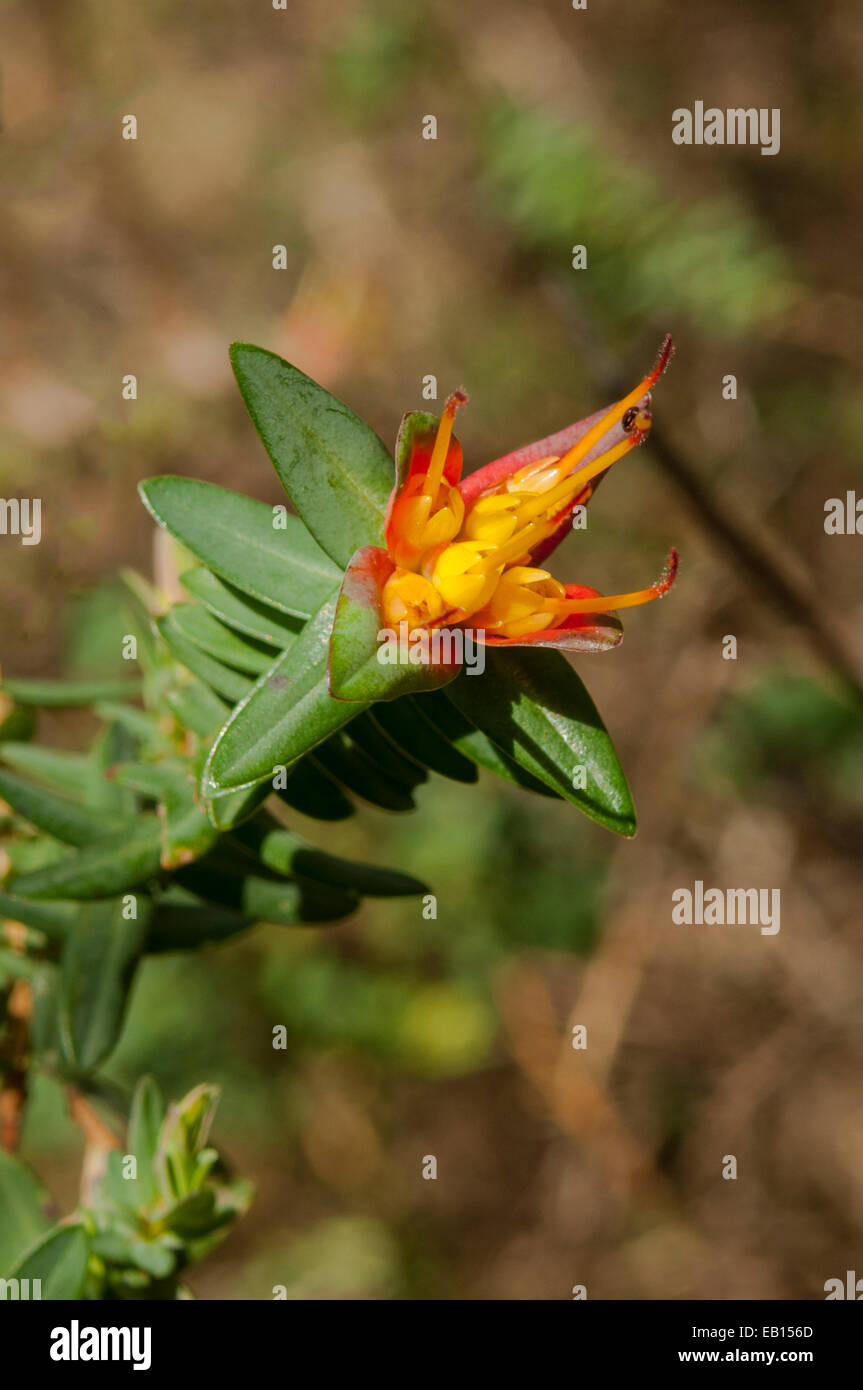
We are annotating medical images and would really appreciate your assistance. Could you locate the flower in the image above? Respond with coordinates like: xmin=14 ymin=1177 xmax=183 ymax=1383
xmin=377 ymin=335 xmax=678 ymax=652
xmin=327 ymin=337 xmax=680 ymax=703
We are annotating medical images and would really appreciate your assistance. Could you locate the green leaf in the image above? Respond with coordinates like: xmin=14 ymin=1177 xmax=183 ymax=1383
xmin=0 ymin=891 xmax=75 ymax=939
xmin=86 ymin=723 xmax=138 ymax=818
xmin=204 ymin=596 xmax=366 ymax=795
xmin=128 ymin=1076 xmax=166 ymax=1207
xmin=156 ymin=611 xmax=251 ymax=703
xmin=92 ymin=701 xmax=157 ymax=743
xmin=111 ymin=762 xmax=181 ymax=799
xmin=275 ymin=755 xmax=354 ymax=822
xmin=422 ymin=690 xmax=560 ymax=796
xmin=313 ymin=730 xmax=416 ymax=811
xmin=91 ymin=1228 xmax=176 ymax=1279
xmin=0 ymin=766 xmax=126 ymax=847
xmin=160 ymin=1189 xmax=223 ymax=1239
xmin=159 ymin=777 xmax=221 ymax=871
xmin=203 ymin=781 xmax=270 ymax=832
xmin=147 ymin=898 xmax=253 ymax=952
xmin=230 ymin=343 xmax=393 ymax=566
xmin=446 ymin=649 xmax=636 ymax=834
xmin=91 ymin=1147 xmax=143 ymax=1224
xmin=180 ymin=568 xmax=304 ymax=649
xmin=168 ymin=604 xmax=278 ymax=676
xmin=155 ymin=1085 xmax=220 ymax=1201
xmin=11 ymin=818 xmax=163 ymax=900
xmin=347 ymin=713 xmax=427 ymax=791
xmin=164 ymin=679 xmax=230 ymax=741
xmin=329 ymin=545 xmax=460 ymax=701
xmin=2 ymin=833 xmax=68 ymax=880
xmin=0 ymin=945 xmax=47 ymax=982
xmin=249 ymin=825 xmax=427 ymax=898
xmin=31 ymin=966 xmax=62 ymax=1057
xmin=371 ymin=699 xmax=478 ymax=784
xmin=60 ymin=897 xmax=153 ymax=1071
xmin=177 ymin=858 xmax=357 ymax=925
xmin=1 ymin=677 xmax=140 ymax=707
xmin=112 ymin=762 xmax=220 ymax=867
xmin=0 ymin=743 xmax=92 ymax=799
xmin=117 ymin=574 xmax=162 ymax=675
xmin=0 ymin=1152 xmax=52 ymax=1275
xmin=139 ymin=477 xmax=339 ymax=620
xmin=9 ymin=1223 xmax=89 ymax=1298
xmin=242 ymin=873 xmax=358 ymax=924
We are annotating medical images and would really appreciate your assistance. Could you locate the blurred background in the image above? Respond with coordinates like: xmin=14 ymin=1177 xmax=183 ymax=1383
xmin=2 ymin=0 xmax=863 ymax=1298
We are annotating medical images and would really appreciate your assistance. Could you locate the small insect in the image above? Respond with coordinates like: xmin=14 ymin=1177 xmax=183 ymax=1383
xmin=621 ymin=406 xmax=639 ymax=433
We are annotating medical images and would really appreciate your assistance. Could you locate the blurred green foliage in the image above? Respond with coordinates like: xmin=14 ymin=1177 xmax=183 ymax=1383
xmin=481 ymin=101 xmax=798 ymax=337
xmin=696 ymin=673 xmax=863 ymax=806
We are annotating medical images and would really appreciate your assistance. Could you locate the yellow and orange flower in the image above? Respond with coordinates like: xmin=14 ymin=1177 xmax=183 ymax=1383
xmin=374 ymin=335 xmax=678 ymax=653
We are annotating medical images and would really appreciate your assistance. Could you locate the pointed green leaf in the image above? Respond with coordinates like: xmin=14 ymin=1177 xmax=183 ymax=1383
xmin=8 ymin=1223 xmax=89 ymax=1298
xmin=155 ymin=1085 xmax=222 ymax=1204
xmin=230 ymin=343 xmax=393 ymax=566
xmin=117 ymin=574 xmax=161 ymax=675
xmin=276 ymin=755 xmax=354 ymax=821
xmin=140 ymin=476 xmax=339 ymax=619
xmin=91 ymin=1227 xmax=177 ymax=1279
xmin=147 ymin=897 xmax=253 ymax=951
xmin=86 ymin=723 xmax=138 ymax=818
xmin=30 ymin=965 xmax=61 ymax=1056
xmin=164 ymin=678 xmax=230 ymax=740
xmin=0 ymin=946 xmax=47 ymax=982
xmin=180 ymin=568 xmax=304 ymax=648
xmin=204 ymin=597 xmax=366 ymax=795
xmin=0 ymin=893 xmax=74 ymax=939
xmin=158 ymin=775 xmax=221 ymax=871
xmin=177 ymin=859 xmax=357 ymax=925
xmin=2 ymin=832 xmax=68 ymax=881
xmin=161 ymin=1189 xmax=222 ymax=1238
xmin=0 ymin=1152 xmax=52 ymax=1275
xmin=446 ymin=649 xmax=636 ymax=834
xmin=203 ymin=781 xmax=270 ymax=832
xmin=313 ymin=730 xmax=416 ymax=812
xmin=60 ymin=897 xmax=152 ymax=1070
xmin=168 ymin=604 xmax=278 ymax=676
xmin=0 ymin=743 xmax=91 ymax=799
xmin=242 ymin=873 xmax=358 ymax=925
xmin=1 ymin=677 xmax=140 ymax=707
xmin=111 ymin=762 xmax=180 ymax=799
xmin=92 ymin=701 xmax=157 ymax=743
xmin=0 ymin=767 xmax=126 ymax=847
xmin=128 ymin=1076 xmax=166 ymax=1206
xmin=11 ymin=818 xmax=163 ymax=899
xmin=422 ymin=690 xmax=560 ymax=797
xmin=347 ymin=713 xmax=427 ymax=791
xmin=371 ymin=699 xmax=477 ymax=784
xmin=111 ymin=758 xmax=220 ymax=866
xmin=0 ymin=891 xmax=75 ymax=939
xmin=156 ymin=612 xmax=251 ymax=703
xmin=249 ymin=826 xmax=427 ymax=898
